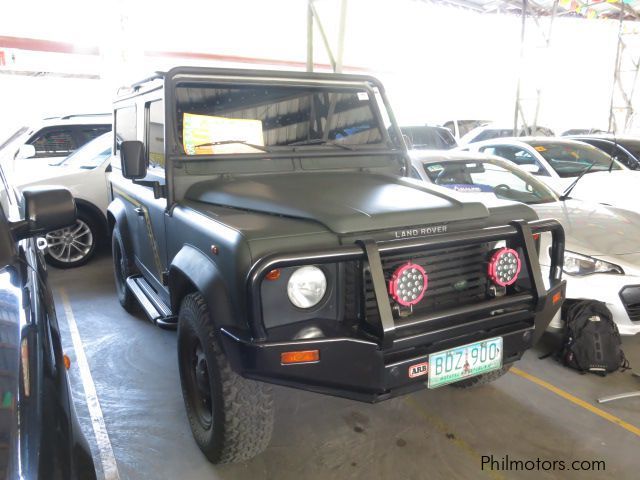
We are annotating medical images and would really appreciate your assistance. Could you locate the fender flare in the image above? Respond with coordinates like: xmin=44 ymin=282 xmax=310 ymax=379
xmin=107 ymin=197 xmax=134 ymax=255
xmin=169 ymin=244 xmax=237 ymax=329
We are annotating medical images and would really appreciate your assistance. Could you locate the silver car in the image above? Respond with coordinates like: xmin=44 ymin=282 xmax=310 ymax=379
xmin=409 ymin=150 xmax=640 ymax=335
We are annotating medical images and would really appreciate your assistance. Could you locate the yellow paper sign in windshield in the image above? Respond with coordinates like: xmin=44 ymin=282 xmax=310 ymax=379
xmin=534 ymin=146 xmax=547 ymax=152
xmin=183 ymin=113 xmax=265 ymax=155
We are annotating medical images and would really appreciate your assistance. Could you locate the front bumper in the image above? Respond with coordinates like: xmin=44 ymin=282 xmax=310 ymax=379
xmin=223 ymin=219 xmax=566 ymax=402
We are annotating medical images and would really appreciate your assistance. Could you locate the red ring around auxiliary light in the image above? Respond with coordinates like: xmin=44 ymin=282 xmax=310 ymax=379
xmin=488 ymin=247 xmax=521 ymax=287
xmin=388 ymin=262 xmax=428 ymax=307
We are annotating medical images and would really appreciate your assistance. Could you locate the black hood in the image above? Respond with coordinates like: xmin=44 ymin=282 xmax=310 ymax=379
xmin=185 ymin=172 xmax=491 ymax=234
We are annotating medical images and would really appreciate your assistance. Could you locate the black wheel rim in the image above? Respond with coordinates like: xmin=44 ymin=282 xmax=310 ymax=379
xmin=184 ymin=334 xmax=213 ymax=429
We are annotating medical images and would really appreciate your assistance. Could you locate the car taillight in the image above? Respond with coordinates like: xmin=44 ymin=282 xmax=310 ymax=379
xmin=488 ymin=247 xmax=521 ymax=287
xmin=389 ymin=262 xmax=428 ymax=306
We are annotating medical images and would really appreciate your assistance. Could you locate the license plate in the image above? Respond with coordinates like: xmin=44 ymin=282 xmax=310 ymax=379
xmin=427 ymin=337 xmax=503 ymax=389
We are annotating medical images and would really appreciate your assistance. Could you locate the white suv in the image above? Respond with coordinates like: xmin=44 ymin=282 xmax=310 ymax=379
xmin=0 ymin=113 xmax=111 ymax=181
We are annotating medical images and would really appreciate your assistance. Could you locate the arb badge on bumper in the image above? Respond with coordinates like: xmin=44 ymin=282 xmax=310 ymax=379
xmin=408 ymin=362 xmax=429 ymax=378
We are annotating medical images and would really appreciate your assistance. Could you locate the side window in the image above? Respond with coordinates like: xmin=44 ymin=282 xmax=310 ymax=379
xmin=29 ymin=128 xmax=76 ymax=158
xmin=75 ymin=125 xmax=111 ymax=147
xmin=481 ymin=145 xmax=549 ymax=176
xmin=147 ymin=101 xmax=165 ymax=169
xmin=115 ymin=106 xmax=137 ymax=149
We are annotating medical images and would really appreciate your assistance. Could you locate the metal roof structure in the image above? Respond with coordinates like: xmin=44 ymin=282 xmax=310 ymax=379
xmin=425 ymin=0 xmax=640 ymax=20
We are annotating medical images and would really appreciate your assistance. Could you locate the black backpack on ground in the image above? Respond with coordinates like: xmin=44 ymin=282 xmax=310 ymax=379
xmin=559 ymin=300 xmax=630 ymax=376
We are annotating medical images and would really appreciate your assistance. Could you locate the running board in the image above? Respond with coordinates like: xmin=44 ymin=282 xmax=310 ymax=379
xmin=126 ymin=276 xmax=177 ymax=329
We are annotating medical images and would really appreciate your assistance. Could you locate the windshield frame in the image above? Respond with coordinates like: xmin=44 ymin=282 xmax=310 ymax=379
xmin=167 ymin=75 xmax=404 ymax=160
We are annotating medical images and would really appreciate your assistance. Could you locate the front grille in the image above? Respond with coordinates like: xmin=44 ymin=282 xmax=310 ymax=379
xmin=360 ymin=242 xmax=494 ymax=326
xmin=620 ymin=285 xmax=640 ymax=322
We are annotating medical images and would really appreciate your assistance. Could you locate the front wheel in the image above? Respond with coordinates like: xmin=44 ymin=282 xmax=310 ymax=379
xmin=178 ymin=292 xmax=274 ymax=464
xmin=111 ymin=227 xmax=137 ymax=312
xmin=45 ymin=214 xmax=98 ymax=268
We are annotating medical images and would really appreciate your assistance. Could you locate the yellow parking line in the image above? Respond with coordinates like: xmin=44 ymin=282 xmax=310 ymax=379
xmin=511 ymin=367 xmax=640 ymax=438
xmin=404 ymin=396 xmax=506 ymax=480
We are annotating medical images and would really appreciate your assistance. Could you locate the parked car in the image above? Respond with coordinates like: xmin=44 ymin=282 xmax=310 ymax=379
xmin=561 ymin=128 xmax=607 ymax=136
xmin=400 ymin=125 xmax=457 ymax=150
xmin=409 ymin=150 xmax=640 ymax=335
xmin=17 ymin=132 xmax=112 ymax=268
xmin=465 ymin=137 xmax=634 ymax=195
xmin=442 ymin=119 xmax=490 ymax=139
xmin=567 ymin=135 xmax=640 ymax=170
xmin=0 ymin=166 xmax=97 ymax=479
xmin=0 ymin=113 xmax=111 ymax=181
xmin=459 ymin=123 xmax=555 ymax=145
xmin=108 ymin=67 xmax=565 ymax=464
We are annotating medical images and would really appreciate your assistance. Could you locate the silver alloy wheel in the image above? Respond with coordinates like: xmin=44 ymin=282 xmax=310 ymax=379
xmin=45 ymin=219 xmax=94 ymax=264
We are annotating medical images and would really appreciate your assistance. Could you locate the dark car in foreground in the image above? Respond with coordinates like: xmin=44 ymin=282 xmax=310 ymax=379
xmin=108 ymin=67 xmax=566 ymax=464
xmin=0 ymin=167 xmax=96 ymax=479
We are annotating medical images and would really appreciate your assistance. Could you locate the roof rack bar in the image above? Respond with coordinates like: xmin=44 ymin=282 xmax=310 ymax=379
xmin=130 ymin=71 xmax=166 ymax=89
xmin=59 ymin=113 xmax=111 ymax=120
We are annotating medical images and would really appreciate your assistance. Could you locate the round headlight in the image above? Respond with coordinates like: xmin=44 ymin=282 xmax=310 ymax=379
xmin=488 ymin=247 xmax=521 ymax=287
xmin=287 ymin=266 xmax=327 ymax=309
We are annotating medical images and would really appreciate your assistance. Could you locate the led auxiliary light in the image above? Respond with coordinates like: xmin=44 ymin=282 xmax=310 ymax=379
xmin=389 ymin=262 xmax=428 ymax=307
xmin=488 ymin=248 xmax=521 ymax=287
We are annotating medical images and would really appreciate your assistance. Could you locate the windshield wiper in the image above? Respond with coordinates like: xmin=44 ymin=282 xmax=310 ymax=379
xmin=559 ymin=161 xmax=595 ymax=201
xmin=288 ymin=138 xmax=356 ymax=151
xmin=194 ymin=140 xmax=271 ymax=152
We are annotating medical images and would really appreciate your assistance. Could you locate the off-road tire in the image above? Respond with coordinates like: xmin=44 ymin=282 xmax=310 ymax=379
xmin=111 ymin=227 xmax=138 ymax=313
xmin=450 ymin=364 xmax=512 ymax=389
xmin=178 ymin=292 xmax=274 ymax=464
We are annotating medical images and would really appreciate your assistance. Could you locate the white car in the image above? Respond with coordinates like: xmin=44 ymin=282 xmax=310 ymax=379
xmin=464 ymin=137 xmax=640 ymax=203
xmin=458 ymin=124 xmax=554 ymax=146
xmin=409 ymin=150 xmax=640 ymax=335
xmin=0 ymin=113 xmax=111 ymax=182
xmin=17 ymin=132 xmax=112 ymax=268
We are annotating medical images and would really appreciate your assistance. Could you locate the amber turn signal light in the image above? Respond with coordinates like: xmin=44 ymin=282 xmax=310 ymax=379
xmin=281 ymin=350 xmax=320 ymax=365
xmin=63 ymin=354 xmax=71 ymax=370
xmin=552 ymin=291 xmax=562 ymax=305
xmin=266 ymin=269 xmax=281 ymax=281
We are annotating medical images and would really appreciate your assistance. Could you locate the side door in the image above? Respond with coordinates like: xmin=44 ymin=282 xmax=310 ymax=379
xmin=112 ymin=101 xmax=168 ymax=297
xmin=133 ymin=98 xmax=168 ymax=294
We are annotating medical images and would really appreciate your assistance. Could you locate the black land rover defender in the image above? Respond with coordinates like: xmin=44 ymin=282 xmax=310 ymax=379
xmin=107 ymin=67 xmax=566 ymax=464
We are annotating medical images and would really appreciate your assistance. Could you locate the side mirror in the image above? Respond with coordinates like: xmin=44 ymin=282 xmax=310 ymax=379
xmin=16 ymin=144 xmax=36 ymax=159
xmin=12 ymin=186 xmax=76 ymax=240
xmin=120 ymin=140 xmax=147 ymax=180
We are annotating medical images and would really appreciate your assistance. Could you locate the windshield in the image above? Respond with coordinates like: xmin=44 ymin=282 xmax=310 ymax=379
xmin=401 ymin=127 xmax=456 ymax=150
xmin=58 ymin=132 xmax=111 ymax=169
xmin=423 ymin=159 xmax=557 ymax=205
xmin=176 ymin=84 xmax=392 ymax=155
xmin=530 ymin=142 xmax=621 ymax=177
